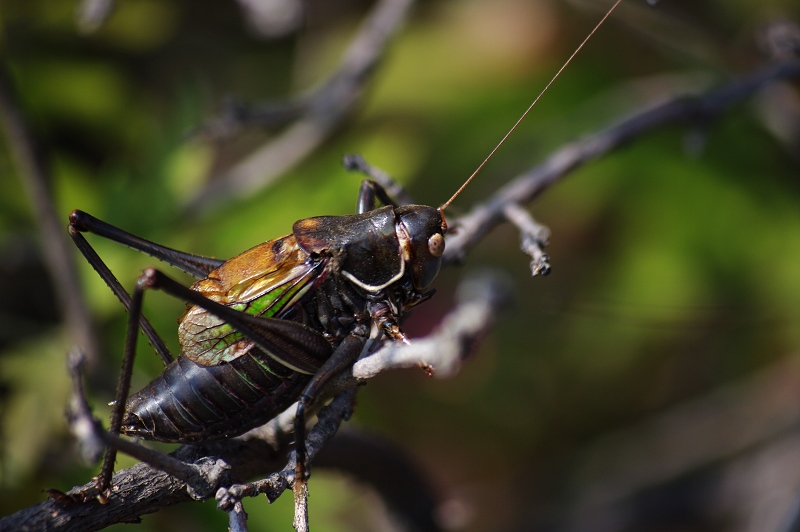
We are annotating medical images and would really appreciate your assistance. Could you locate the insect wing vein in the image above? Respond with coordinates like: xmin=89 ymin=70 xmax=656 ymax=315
xmin=179 ymin=241 xmax=325 ymax=367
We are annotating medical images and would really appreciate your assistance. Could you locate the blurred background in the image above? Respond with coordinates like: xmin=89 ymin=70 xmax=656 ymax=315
xmin=2 ymin=0 xmax=800 ymax=530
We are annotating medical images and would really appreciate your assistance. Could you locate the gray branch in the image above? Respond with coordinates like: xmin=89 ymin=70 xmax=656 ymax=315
xmin=443 ymin=58 xmax=800 ymax=265
xmin=186 ymin=0 xmax=417 ymax=215
xmin=502 ymin=203 xmax=551 ymax=277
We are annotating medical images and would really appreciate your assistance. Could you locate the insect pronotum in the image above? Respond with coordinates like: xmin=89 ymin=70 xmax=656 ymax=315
xmin=62 ymin=0 xmax=623 ymax=524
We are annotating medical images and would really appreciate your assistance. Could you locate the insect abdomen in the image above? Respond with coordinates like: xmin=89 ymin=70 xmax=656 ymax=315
xmin=122 ymin=351 xmax=311 ymax=443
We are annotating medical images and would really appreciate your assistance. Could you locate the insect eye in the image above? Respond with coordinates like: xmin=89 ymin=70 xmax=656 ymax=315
xmin=428 ymin=233 xmax=445 ymax=257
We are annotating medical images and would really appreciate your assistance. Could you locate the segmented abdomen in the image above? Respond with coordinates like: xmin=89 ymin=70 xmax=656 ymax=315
xmin=122 ymin=350 xmax=311 ymax=443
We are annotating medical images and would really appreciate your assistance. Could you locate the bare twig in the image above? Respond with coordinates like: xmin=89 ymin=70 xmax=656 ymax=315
xmin=66 ymin=349 xmax=105 ymax=465
xmin=0 ymin=63 xmax=100 ymax=366
xmin=344 ymin=154 xmax=417 ymax=206
xmin=187 ymin=0 xmax=416 ymax=214
xmin=443 ymin=58 xmax=800 ymax=265
xmin=344 ymin=271 xmax=511 ymax=384
xmin=227 ymin=499 xmax=249 ymax=532
xmin=2 ymin=439 xmax=276 ymax=531
xmin=292 ymin=480 xmax=309 ymax=532
xmin=503 ymin=203 xmax=551 ymax=276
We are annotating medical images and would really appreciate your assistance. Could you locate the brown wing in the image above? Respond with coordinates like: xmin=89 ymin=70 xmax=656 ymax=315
xmin=177 ymin=235 xmax=331 ymax=372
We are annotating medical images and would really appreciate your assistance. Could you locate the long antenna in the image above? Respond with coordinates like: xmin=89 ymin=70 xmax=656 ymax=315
xmin=441 ymin=0 xmax=623 ymax=210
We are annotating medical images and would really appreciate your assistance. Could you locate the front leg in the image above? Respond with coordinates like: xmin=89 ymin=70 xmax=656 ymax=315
xmin=368 ymin=300 xmax=435 ymax=376
xmin=357 ymin=179 xmax=399 ymax=213
xmin=367 ymin=300 xmax=410 ymax=344
xmin=345 ymin=154 xmax=416 ymax=209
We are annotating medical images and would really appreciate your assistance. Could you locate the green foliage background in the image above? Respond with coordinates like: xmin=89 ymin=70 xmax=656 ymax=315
xmin=2 ymin=0 xmax=800 ymax=529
